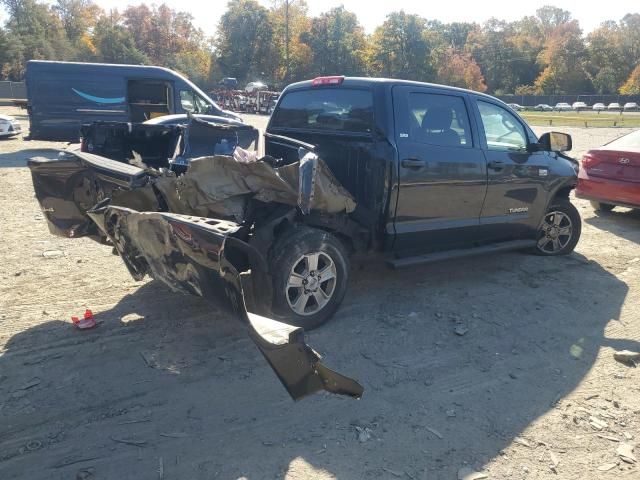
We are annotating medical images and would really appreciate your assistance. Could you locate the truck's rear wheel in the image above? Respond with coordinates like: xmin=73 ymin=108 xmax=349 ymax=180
xmin=269 ymin=226 xmax=349 ymax=330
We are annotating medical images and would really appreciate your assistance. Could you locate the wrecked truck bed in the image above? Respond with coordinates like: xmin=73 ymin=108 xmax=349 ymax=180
xmin=28 ymin=118 xmax=363 ymax=400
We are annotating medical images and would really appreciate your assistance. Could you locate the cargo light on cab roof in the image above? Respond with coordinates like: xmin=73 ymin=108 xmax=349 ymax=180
xmin=311 ymin=76 xmax=345 ymax=86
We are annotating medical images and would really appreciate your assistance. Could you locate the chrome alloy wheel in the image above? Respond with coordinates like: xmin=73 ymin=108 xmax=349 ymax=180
xmin=537 ymin=210 xmax=573 ymax=253
xmin=286 ymin=252 xmax=337 ymax=316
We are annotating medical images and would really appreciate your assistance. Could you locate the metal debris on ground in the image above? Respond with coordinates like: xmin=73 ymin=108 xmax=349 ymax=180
xmin=110 ymin=436 xmax=147 ymax=447
xmin=42 ymin=249 xmax=64 ymax=258
xmin=616 ymin=443 xmax=637 ymax=464
xmin=453 ymin=323 xmax=468 ymax=336
xmin=588 ymin=416 xmax=608 ymax=431
xmin=457 ymin=467 xmax=488 ymax=480
xmin=613 ymin=350 xmax=640 ymax=367
xmin=355 ymin=426 xmax=372 ymax=443
xmin=597 ymin=462 xmax=618 ymax=471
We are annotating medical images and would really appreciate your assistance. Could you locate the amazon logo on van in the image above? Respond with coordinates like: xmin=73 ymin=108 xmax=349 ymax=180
xmin=72 ymin=88 xmax=125 ymax=104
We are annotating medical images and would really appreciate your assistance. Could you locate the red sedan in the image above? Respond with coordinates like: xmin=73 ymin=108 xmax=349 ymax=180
xmin=576 ymin=130 xmax=640 ymax=211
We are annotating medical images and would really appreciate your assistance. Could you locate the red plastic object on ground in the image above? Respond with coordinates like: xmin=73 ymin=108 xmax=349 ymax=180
xmin=71 ymin=309 xmax=97 ymax=329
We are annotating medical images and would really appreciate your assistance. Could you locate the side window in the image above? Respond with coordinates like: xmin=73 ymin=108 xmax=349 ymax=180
xmin=477 ymin=101 xmax=528 ymax=151
xmin=407 ymin=93 xmax=472 ymax=148
xmin=180 ymin=90 xmax=195 ymax=112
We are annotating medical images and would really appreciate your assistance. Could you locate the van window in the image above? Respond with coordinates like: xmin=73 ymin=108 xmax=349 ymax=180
xmin=128 ymin=80 xmax=170 ymax=122
xmin=477 ymin=101 xmax=527 ymax=151
xmin=270 ymin=88 xmax=373 ymax=133
xmin=408 ymin=93 xmax=472 ymax=148
xmin=180 ymin=90 xmax=210 ymax=114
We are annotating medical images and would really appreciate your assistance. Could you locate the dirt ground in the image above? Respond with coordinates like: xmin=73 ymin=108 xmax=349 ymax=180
xmin=1 ymin=107 xmax=639 ymax=480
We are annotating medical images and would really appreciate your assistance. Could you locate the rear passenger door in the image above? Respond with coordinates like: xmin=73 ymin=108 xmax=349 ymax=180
xmin=392 ymin=86 xmax=487 ymax=252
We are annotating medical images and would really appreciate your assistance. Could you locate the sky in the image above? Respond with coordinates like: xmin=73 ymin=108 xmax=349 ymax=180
xmin=2 ymin=0 xmax=639 ymax=36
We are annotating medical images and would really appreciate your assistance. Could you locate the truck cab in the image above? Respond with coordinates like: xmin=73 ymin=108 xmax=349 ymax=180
xmin=266 ymin=76 xmax=580 ymax=263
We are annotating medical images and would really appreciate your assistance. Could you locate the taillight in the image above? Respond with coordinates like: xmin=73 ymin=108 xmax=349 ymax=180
xmin=80 ymin=136 xmax=87 ymax=152
xmin=311 ymin=76 xmax=344 ymax=86
xmin=581 ymin=153 xmax=598 ymax=168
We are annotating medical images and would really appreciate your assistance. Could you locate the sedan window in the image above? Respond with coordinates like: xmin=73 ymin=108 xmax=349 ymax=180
xmin=477 ymin=101 xmax=528 ymax=151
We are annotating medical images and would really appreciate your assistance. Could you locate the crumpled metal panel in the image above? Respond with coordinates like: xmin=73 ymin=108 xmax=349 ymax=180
xmin=87 ymin=205 xmax=363 ymax=400
xmin=153 ymin=152 xmax=356 ymax=221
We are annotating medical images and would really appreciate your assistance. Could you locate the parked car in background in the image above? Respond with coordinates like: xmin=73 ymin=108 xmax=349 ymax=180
xmin=593 ymin=103 xmax=606 ymax=112
xmin=0 ymin=114 xmax=21 ymax=138
xmin=507 ymin=103 xmax=524 ymax=111
xmin=534 ymin=104 xmax=553 ymax=111
xmin=245 ymin=81 xmax=268 ymax=93
xmin=572 ymin=101 xmax=588 ymax=111
xmin=623 ymin=102 xmax=639 ymax=112
xmin=607 ymin=102 xmax=622 ymax=111
xmin=576 ymin=129 xmax=640 ymax=212
xmin=554 ymin=102 xmax=572 ymax=111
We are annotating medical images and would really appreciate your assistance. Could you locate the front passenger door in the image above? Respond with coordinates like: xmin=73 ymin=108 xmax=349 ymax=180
xmin=475 ymin=100 xmax=551 ymax=240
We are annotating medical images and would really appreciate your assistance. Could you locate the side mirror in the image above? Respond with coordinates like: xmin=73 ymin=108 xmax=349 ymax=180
xmin=538 ymin=132 xmax=572 ymax=152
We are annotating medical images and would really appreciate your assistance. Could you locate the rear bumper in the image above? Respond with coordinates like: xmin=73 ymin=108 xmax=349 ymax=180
xmin=87 ymin=205 xmax=364 ymax=401
xmin=576 ymin=171 xmax=640 ymax=208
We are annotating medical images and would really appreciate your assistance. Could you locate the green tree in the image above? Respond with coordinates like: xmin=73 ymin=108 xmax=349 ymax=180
xmin=300 ymin=6 xmax=367 ymax=76
xmin=0 ymin=0 xmax=75 ymax=77
xmin=92 ymin=11 xmax=149 ymax=64
xmin=368 ymin=11 xmax=436 ymax=81
xmin=213 ymin=0 xmax=277 ymax=84
xmin=53 ymin=0 xmax=102 ymax=43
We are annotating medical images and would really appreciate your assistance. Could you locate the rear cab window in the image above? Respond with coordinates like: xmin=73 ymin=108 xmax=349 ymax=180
xmin=270 ymin=88 xmax=374 ymax=133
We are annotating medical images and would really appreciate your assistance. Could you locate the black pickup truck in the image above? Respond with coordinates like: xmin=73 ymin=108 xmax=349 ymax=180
xmin=28 ymin=77 xmax=581 ymax=399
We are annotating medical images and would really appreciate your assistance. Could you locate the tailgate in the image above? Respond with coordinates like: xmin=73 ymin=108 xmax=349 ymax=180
xmin=28 ymin=150 xmax=157 ymax=238
xmin=87 ymin=205 xmax=363 ymax=400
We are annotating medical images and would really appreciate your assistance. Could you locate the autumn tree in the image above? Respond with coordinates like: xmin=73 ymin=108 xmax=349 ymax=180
xmin=434 ymin=47 xmax=487 ymax=91
xmin=270 ymin=0 xmax=312 ymax=84
xmin=535 ymin=20 xmax=591 ymax=94
xmin=620 ymin=65 xmax=640 ymax=94
xmin=122 ymin=3 xmax=211 ymax=84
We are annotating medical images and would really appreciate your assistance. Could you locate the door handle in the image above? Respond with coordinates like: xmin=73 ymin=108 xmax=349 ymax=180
xmin=488 ymin=160 xmax=505 ymax=169
xmin=402 ymin=158 xmax=426 ymax=169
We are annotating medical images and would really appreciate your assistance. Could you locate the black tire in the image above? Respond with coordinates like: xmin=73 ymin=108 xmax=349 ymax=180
xmin=268 ymin=226 xmax=349 ymax=330
xmin=534 ymin=199 xmax=582 ymax=256
xmin=590 ymin=200 xmax=615 ymax=212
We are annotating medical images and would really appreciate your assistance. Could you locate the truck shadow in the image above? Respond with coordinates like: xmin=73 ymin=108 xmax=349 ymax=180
xmin=0 ymin=251 xmax=635 ymax=479
xmin=585 ymin=207 xmax=640 ymax=244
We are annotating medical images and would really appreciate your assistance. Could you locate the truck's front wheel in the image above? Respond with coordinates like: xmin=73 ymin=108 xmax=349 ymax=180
xmin=269 ymin=226 xmax=349 ymax=330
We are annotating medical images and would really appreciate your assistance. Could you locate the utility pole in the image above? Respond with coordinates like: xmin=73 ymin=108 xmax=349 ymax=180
xmin=284 ymin=0 xmax=290 ymax=83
